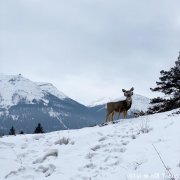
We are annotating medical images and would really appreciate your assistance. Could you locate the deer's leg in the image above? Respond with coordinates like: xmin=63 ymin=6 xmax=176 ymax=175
xmin=111 ymin=111 xmax=114 ymax=122
xmin=123 ymin=111 xmax=125 ymax=119
xmin=105 ymin=113 xmax=109 ymax=123
xmin=117 ymin=109 xmax=121 ymax=119
xmin=123 ymin=111 xmax=127 ymax=119
xmin=125 ymin=111 xmax=128 ymax=118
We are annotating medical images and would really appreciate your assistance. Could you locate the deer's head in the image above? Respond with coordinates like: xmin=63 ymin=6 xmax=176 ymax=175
xmin=122 ymin=87 xmax=134 ymax=100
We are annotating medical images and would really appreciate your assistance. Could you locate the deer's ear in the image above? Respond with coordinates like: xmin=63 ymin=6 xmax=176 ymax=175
xmin=130 ymin=87 xmax=134 ymax=91
xmin=122 ymin=89 xmax=126 ymax=92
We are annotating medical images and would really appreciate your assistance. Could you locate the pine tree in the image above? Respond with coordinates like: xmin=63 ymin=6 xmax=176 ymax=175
xmin=0 ymin=128 xmax=3 ymax=137
xmin=148 ymin=52 xmax=180 ymax=113
xmin=9 ymin=126 xmax=16 ymax=136
xmin=19 ymin=130 xmax=24 ymax=134
xmin=34 ymin=123 xmax=44 ymax=134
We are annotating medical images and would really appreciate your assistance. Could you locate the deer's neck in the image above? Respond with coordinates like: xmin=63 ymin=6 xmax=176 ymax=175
xmin=126 ymin=97 xmax=132 ymax=107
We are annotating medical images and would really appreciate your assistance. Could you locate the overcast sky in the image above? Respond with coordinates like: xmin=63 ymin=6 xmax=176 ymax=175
xmin=1 ymin=0 xmax=180 ymax=105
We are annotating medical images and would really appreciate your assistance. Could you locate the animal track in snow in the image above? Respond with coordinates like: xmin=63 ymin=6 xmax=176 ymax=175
xmin=91 ymin=145 xmax=101 ymax=151
xmin=122 ymin=141 xmax=129 ymax=146
xmin=121 ymin=135 xmax=129 ymax=139
xmin=37 ymin=164 xmax=56 ymax=177
xmin=84 ymin=163 xmax=96 ymax=169
xmin=33 ymin=149 xmax=58 ymax=164
xmin=85 ymin=152 xmax=97 ymax=159
xmin=107 ymin=134 xmax=114 ymax=137
xmin=109 ymin=147 xmax=126 ymax=153
xmin=5 ymin=166 xmax=26 ymax=179
xmin=104 ymin=155 xmax=120 ymax=163
xmin=98 ymin=137 xmax=107 ymax=142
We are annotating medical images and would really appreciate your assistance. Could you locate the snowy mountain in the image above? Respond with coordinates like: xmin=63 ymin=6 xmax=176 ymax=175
xmin=37 ymin=82 xmax=67 ymax=100
xmin=0 ymin=74 xmax=46 ymax=108
xmin=0 ymin=109 xmax=179 ymax=180
xmin=131 ymin=94 xmax=150 ymax=112
xmin=0 ymin=74 xmax=68 ymax=109
xmin=0 ymin=74 xmax=102 ymax=134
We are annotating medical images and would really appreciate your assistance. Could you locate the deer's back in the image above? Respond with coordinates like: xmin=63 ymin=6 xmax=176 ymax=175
xmin=107 ymin=100 xmax=132 ymax=113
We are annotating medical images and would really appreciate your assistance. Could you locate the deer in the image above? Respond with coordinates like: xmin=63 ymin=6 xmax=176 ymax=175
xmin=105 ymin=87 xmax=134 ymax=123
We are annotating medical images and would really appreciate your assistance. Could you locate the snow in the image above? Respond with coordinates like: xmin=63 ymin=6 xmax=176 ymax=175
xmin=131 ymin=94 xmax=150 ymax=112
xmin=0 ymin=74 xmax=46 ymax=108
xmin=37 ymin=82 xmax=67 ymax=99
xmin=0 ymin=74 xmax=67 ymax=109
xmin=0 ymin=109 xmax=180 ymax=180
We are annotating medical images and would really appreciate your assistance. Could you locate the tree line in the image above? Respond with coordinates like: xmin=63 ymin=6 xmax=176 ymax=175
xmin=1 ymin=123 xmax=45 ymax=137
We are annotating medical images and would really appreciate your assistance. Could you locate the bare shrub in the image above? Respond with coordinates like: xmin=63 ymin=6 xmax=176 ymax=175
xmin=139 ymin=116 xmax=152 ymax=134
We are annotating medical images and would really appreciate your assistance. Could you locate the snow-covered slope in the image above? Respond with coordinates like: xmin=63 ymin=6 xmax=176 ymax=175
xmin=37 ymin=82 xmax=67 ymax=100
xmin=0 ymin=74 xmax=69 ymax=109
xmin=0 ymin=109 xmax=179 ymax=180
xmin=131 ymin=94 xmax=150 ymax=112
xmin=89 ymin=94 xmax=150 ymax=112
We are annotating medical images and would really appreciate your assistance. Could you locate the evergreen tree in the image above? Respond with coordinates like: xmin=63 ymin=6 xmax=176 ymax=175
xmin=34 ymin=123 xmax=44 ymax=134
xmin=0 ymin=128 xmax=3 ymax=137
xmin=148 ymin=52 xmax=180 ymax=113
xmin=19 ymin=130 xmax=24 ymax=134
xmin=9 ymin=126 xmax=16 ymax=136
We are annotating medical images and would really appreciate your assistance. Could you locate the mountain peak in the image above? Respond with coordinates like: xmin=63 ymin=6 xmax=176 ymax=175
xmin=36 ymin=82 xmax=68 ymax=99
xmin=0 ymin=74 xmax=45 ymax=108
xmin=0 ymin=74 xmax=67 ymax=109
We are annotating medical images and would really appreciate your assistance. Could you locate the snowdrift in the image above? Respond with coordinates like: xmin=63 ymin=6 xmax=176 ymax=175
xmin=0 ymin=109 xmax=180 ymax=180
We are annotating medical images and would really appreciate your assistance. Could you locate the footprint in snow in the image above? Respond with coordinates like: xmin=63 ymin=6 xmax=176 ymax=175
xmin=98 ymin=136 xmax=107 ymax=142
xmin=84 ymin=163 xmax=96 ymax=169
xmin=110 ymin=147 xmax=126 ymax=153
xmin=36 ymin=164 xmax=56 ymax=177
xmin=91 ymin=145 xmax=101 ymax=151
xmin=109 ymin=160 xmax=120 ymax=166
xmin=107 ymin=134 xmax=114 ymax=137
xmin=121 ymin=135 xmax=129 ymax=139
xmin=5 ymin=166 xmax=26 ymax=179
xmin=122 ymin=141 xmax=129 ymax=146
xmin=97 ymin=132 xmax=104 ymax=136
xmin=85 ymin=152 xmax=97 ymax=159
xmin=33 ymin=149 xmax=58 ymax=164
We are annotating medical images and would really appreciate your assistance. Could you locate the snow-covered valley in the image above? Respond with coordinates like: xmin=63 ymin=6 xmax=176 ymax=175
xmin=0 ymin=109 xmax=179 ymax=180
